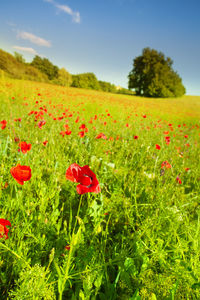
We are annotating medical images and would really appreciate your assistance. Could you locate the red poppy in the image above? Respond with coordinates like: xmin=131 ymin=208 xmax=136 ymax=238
xmin=14 ymin=118 xmax=22 ymax=122
xmin=66 ymin=163 xmax=100 ymax=194
xmin=65 ymin=245 xmax=70 ymax=251
xmin=38 ymin=120 xmax=46 ymax=129
xmin=43 ymin=140 xmax=48 ymax=146
xmin=161 ymin=161 xmax=172 ymax=169
xmin=165 ymin=136 xmax=170 ymax=145
xmin=134 ymin=135 xmax=138 ymax=139
xmin=1 ymin=120 xmax=7 ymax=130
xmin=63 ymin=124 xmax=69 ymax=130
xmin=65 ymin=130 xmax=72 ymax=135
xmin=10 ymin=165 xmax=31 ymax=185
xmin=0 ymin=219 xmax=11 ymax=239
xmin=79 ymin=124 xmax=86 ymax=130
xmin=176 ymin=176 xmax=182 ymax=184
xmin=156 ymin=144 xmax=161 ymax=150
xmin=96 ymin=133 xmax=107 ymax=140
xmin=75 ymin=117 xmax=80 ymax=123
xmin=78 ymin=131 xmax=85 ymax=138
xmin=18 ymin=141 xmax=32 ymax=154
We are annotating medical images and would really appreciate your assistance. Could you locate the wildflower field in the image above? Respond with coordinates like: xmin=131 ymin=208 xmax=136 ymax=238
xmin=0 ymin=77 xmax=200 ymax=299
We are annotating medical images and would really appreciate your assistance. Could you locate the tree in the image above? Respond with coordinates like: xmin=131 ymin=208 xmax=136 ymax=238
xmin=53 ymin=68 xmax=72 ymax=87
xmin=31 ymin=55 xmax=58 ymax=80
xmin=98 ymin=80 xmax=117 ymax=93
xmin=71 ymin=73 xmax=100 ymax=90
xmin=14 ymin=52 xmax=25 ymax=64
xmin=128 ymin=48 xmax=186 ymax=97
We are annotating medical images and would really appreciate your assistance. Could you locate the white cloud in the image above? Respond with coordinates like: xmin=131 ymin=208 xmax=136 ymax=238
xmin=13 ymin=46 xmax=38 ymax=55
xmin=44 ymin=0 xmax=81 ymax=23
xmin=55 ymin=4 xmax=81 ymax=23
xmin=17 ymin=31 xmax=51 ymax=47
xmin=56 ymin=4 xmax=72 ymax=14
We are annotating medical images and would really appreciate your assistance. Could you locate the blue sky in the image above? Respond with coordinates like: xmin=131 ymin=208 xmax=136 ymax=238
xmin=0 ymin=0 xmax=200 ymax=95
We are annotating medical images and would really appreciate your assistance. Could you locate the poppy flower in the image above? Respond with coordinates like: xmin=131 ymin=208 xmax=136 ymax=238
xmin=176 ymin=176 xmax=182 ymax=184
xmin=161 ymin=161 xmax=172 ymax=169
xmin=1 ymin=120 xmax=7 ymax=130
xmin=134 ymin=135 xmax=138 ymax=139
xmin=0 ymin=219 xmax=11 ymax=239
xmin=79 ymin=124 xmax=86 ymax=130
xmin=156 ymin=144 xmax=161 ymax=150
xmin=96 ymin=133 xmax=107 ymax=140
xmin=38 ymin=120 xmax=46 ymax=129
xmin=18 ymin=141 xmax=32 ymax=154
xmin=66 ymin=163 xmax=100 ymax=194
xmin=10 ymin=165 xmax=31 ymax=185
xmin=43 ymin=140 xmax=48 ymax=146
xmin=78 ymin=131 xmax=85 ymax=138
xmin=65 ymin=130 xmax=72 ymax=135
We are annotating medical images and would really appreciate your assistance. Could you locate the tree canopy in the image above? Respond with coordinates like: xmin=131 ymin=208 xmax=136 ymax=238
xmin=71 ymin=73 xmax=100 ymax=90
xmin=31 ymin=55 xmax=58 ymax=80
xmin=128 ymin=48 xmax=186 ymax=97
xmin=53 ymin=68 xmax=72 ymax=87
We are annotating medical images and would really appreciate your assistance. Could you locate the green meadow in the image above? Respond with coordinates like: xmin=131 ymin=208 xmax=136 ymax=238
xmin=0 ymin=77 xmax=200 ymax=299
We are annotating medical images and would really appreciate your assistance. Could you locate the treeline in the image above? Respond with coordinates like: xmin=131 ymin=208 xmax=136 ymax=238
xmin=0 ymin=49 xmax=133 ymax=95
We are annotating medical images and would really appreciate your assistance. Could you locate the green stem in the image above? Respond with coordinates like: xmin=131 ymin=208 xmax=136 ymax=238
xmin=58 ymin=195 xmax=83 ymax=300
